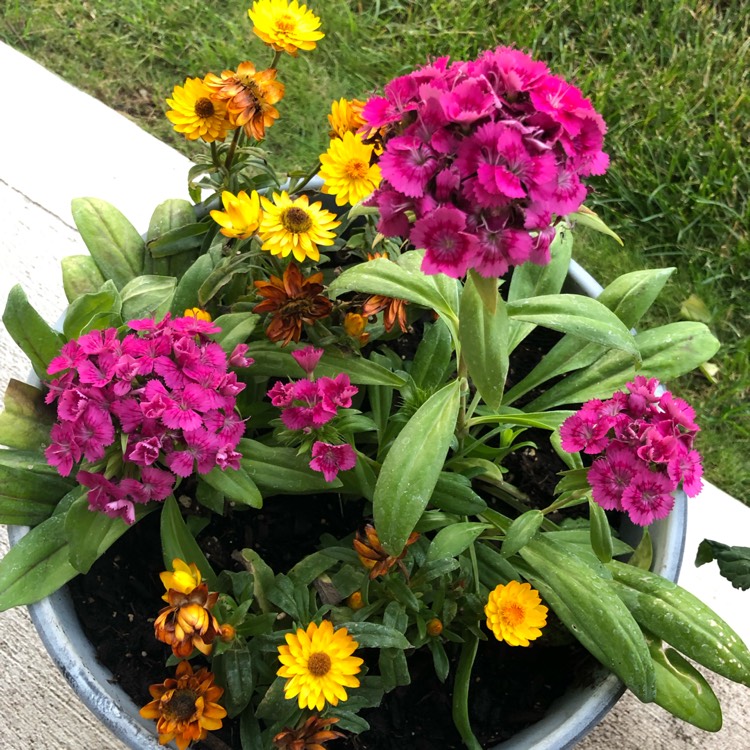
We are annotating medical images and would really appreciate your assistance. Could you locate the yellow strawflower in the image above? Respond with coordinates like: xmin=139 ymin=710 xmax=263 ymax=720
xmin=248 ymin=0 xmax=324 ymax=56
xmin=165 ymin=77 xmax=232 ymax=143
xmin=318 ymin=131 xmax=381 ymax=207
xmin=210 ymin=190 xmax=263 ymax=239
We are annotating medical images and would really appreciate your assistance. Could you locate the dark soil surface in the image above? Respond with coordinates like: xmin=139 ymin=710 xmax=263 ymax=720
xmin=67 ymin=323 xmax=602 ymax=749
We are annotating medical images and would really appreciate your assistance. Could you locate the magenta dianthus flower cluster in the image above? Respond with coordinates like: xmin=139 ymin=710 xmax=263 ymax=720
xmin=267 ymin=346 xmax=358 ymax=482
xmin=44 ymin=315 xmax=253 ymax=525
xmin=363 ymin=47 xmax=609 ymax=278
xmin=560 ymin=376 xmax=703 ymax=526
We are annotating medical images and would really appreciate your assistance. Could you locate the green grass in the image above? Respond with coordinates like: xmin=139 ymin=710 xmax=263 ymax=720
xmin=2 ymin=0 xmax=748 ymax=499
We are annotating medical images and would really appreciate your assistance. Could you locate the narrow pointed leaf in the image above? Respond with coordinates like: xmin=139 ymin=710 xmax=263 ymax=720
xmin=374 ymin=380 xmax=461 ymax=555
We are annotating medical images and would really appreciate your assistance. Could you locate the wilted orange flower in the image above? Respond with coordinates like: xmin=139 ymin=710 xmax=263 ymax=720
xmin=360 ymin=253 xmax=409 ymax=333
xmin=140 ymin=660 xmax=226 ymax=750
xmin=273 ymin=715 xmax=345 ymax=750
xmin=253 ymin=263 xmax=333 ymax=345
xmin=155 ymin=560 xmax=220 ymax=658
xmin=353 ymin=523 xmax=419 ymax=579
xmin=328 ymin=97 xmax=366 ymax=139
xmin=204 ymin=61 xmax=284 ymax=140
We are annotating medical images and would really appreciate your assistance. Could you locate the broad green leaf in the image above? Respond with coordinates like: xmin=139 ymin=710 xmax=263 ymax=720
xmin=429 ymin=472 xmax=487 ymax=515
xmin=65 ymin=494 xmax=152 ymax=573
xmin=239 ymin=439 xmax=340 ymax=494
xmin=0 ymin=380 xmax=54 ymax=450
xmin=211 ymin=313 xmax=260 ymax=353
xmin=379 ymin=647 xmax=411 ymax=691
xmin=248 ymin=342 xmax=406 ymax=387
xmin=71 ymin=197 xmax=144 ymax=288
xmin=608 ymin=559 xmax=750 ymax=687
xmin=500 ymin=510 xmax=544 ymax=558
xmin=2 ymin=285 xmax=66 ymax=379
xmin=160 ymin=495 xmax=217 ymax=589
xmin=61 ymin=255 xmax=106 ymax=303
xmin=120 ymin=275 xmax=176 ymax=320
xmin=516 ymin=536 xmax=656 ymax=702
xmin=374 ymin=380 xmax=461 ymax=555
xmin=0 ymin=454 xmax=74 ymax=525
xmin=397 ymin=250 xmax=461 ymax=317
xmin=62 ymin=280 xmax=121 ymax=339
xmin=213 ymin=646 xmax=254 ymax=718
xmin=507 ymin=227 xmax=573 ymax=350
xmin=695 ymin=540 xmax=750 ymax=591
xmin=503 ymin=267 xmax=674 ymax=405
xmin=202 ymin=466 xmax=262 ymax=508
xmin=528 ymin=322 xmax=720 ymax=410
xmin=569 ymin=205 xmax=624 ymax=245
xmin=647 ymin=636 xmax=722 ymax=731
xmin=148 ymin=222 xmax=208 ymax=258
xmin=147 ymin=199 xmax=199 ymax=277
xmin=170 ymin=253 xmax=215 ymax=316
xmin=426 ymin=522 xmax=489 ymax=562
xmin=459 ymin=274 xmax=508 ymax=410
xmin=409 ymin=319 xmax=454 ymax=391
xmin=328 ymin=253 xmax=459 ymax=342
xmin=341 ymin=621 xmax=411 ymax=649
xmin=506 ymin=294 xmax=640 ymax=362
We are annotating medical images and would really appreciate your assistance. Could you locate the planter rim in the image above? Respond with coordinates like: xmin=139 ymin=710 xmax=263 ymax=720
xmin=8 ymin=258 xmax=687 ymax=750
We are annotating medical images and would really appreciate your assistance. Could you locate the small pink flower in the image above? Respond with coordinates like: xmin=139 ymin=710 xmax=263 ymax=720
xmin=411 ymin=206 xmax=476 ymax=278
xmin=587 ymin=443 xmax=637 ymax=511
xmin=268 ymin=381 xmax=295 ymax=407
xmin=560 ymin=411 xmax=610 ymax=454
xmin=127 ymin=436 xmax=162 ymax=466
xmin=620 ymin=468 xmax=675 ymax=526
xmin=78 ymin=470 xmax=135 ymax=525
xmin=379 ymin=135 xmax=440 ymax=198
xmin=229 ymin=343 xmax=255 ymax=368
xmin=309 ymin=442 xmax=357 ymax=482
xmin=668 ymin=450 xmax=704 ymax=498
xmin=291 ymin=346 xmax=324 ymax=377
xmin=45 ymin=423 xmax=82 ymax=477
xmin=72 ymin=405 xmax=115 ymax=461
xmin=48 ymin=340 xmax=85 ymax=375
xmin=317 ymin=374 xmax=358 ymax=413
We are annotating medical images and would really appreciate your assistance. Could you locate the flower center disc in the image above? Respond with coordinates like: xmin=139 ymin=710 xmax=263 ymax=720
xmin=282 ymin=206 xmax=313 ymax=233
xmin=307 ymin=651 xmax=332 ymax=677
xmin=163 ymin=688 xmax=198 ymax=721
xmin=275 ymin=15 xmax=296 ymax=33
xmin=345 ymin=159 xmax=369 ymax=179
xmin=500 ymin=603 xmax=526 ymax=627
xmin=194 ymin=98 xmax=215 ymax=118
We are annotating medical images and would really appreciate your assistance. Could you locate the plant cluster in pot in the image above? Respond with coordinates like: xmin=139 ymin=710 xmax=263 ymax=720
xmin=1 ymin=2 xmax=746 ymax=749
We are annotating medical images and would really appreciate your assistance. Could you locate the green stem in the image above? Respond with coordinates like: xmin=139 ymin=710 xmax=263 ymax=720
xmin=269 ymin=49 xmax=283 ymax=70
xmin=455 ymin=355 xmax=470 ymax=450
xmin=452 ymin=633 xmax=482 ymax=750
xmin=224 ymin=127 xmax=243 ymax=173
xmin=288 ymin=160 xmax=322 ymax=195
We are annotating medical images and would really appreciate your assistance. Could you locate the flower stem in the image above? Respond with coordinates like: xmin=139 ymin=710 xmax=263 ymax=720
xmin=452 ymin=633 xmax=482 ymax=750
xmin=270 ymin=49 xmax=283 ymax=70
xmin=288 ymin=160 xmax=322 ymax=196
xmin=224 ymin=127 xmax=243 ymax=173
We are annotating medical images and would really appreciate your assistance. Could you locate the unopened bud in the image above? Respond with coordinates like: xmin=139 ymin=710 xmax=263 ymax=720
xmin=426 ymin=618 xmax=443 ymax=637
xmin=346 ymin=591 xmax=365 ymax=610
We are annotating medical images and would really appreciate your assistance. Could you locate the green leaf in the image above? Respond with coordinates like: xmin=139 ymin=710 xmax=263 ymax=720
xmin=569 ymin=205 xmax=624 ymax=245
xmin=160 ymin=495 xmax=217 ymax=589
xmin=341 ymin=621 xmax=411 ymax=649
xmin=211 ymin=313 xmax=260 ymax=353
xmin=506 ymin=294 xmax=640 ymax=362
xmin=527 ymin=322 xmax=720 ymax=410
xmin=589 ymin=500 xmax=614 ymax=564
xmin=201 ymin=466 xmax=262 ymax=508
xmin=379 ymin=647 xmax=411 ymax=690
xmin=120 ymin=275 xmax=176 ymax=320
xmin=0 ymin=380 xmax=55 ymax=451
xmin=374 ymin=380 xmax=461 ymax=555
xmin=238 ymin=548 xmax=275 ymax=614
xmin=64 ymin=494 xmax=152 ymax=574
xmin=239 ymin=439 xmax=339 ymax=494
xmin=500 ymin=510 xmax=544 ymax=558
xmin=61 ymin=255 xmax=107 ymax=303
xmin=516 ymin=536 xmax=656 ymax=702
xmin=328 ymin=252 xmax=460 ymax=343
xmin=409 ymin=319 xmax=454 ymax=391
xmin=608 ymin=559 xmax=750 ymax=687
xmin=695 ymin=540 xmax=750 ymax=591
xmin=213 ymin=646 xmax=254 ymax=718
xmin=148 ymin=222 xmax=208 ymax=258
xmin=62 ymin=280 xmax=122 ymax=340
xmin=170 ymin=253 xmax=215 ymax=316
xmin=426 ymin=522 xmax=489 ymax=562
xmin=459 ymin=274 xmax=508 ymax=410
xmin=647 ymin=635 xmax=722 ymax=731
xmin=71 ymin=197 xmax=144 ymax=288
xmin=2 ymin=285 xmax=67 ymax=379
xmin=503 ymin=267 xmax=674 ymax=406
xmin=507 ymin=227 xmax=573 ymax=350
xmin=428 ymin=639 xmax=450 ymax=682
xmin=146 ymin=199 xmax=199 ymax=277
xmin=248 ymin=342 xmax=406 ymax=387
xmin=0 ymin=452 xmax=74 ymax=525
xmin=429 ymin=473 xmax=487 ymax=515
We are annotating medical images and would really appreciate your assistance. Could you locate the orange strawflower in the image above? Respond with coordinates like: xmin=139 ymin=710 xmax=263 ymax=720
xmin=204 ymin=61 xmax=284 ymax=140
xmin=253 ymin=263 xmax=333 ymax=345
xmin=328 ymin=97 xmax=366 ymax=139
xmin=353 ymin=523 xmax=420 ymax=579
xmin=343 ymin=312 xmax=369 ymax=345
xmin=140 ymin=661 xmax=226 ymax=750
xmin=273 ymin=715 xmax=345 ymax=749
